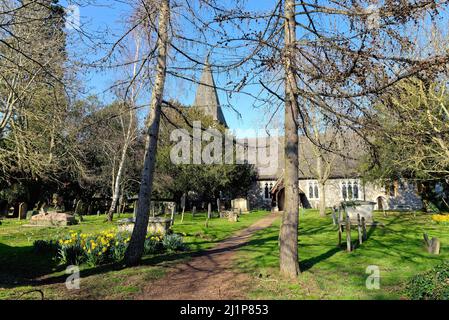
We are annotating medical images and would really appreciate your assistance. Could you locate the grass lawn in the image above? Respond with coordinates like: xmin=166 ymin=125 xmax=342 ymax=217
xmin=235 ymin=209 xmax=449 ymax=299
xmin=0 ymin=210 xmax=270 ymax=300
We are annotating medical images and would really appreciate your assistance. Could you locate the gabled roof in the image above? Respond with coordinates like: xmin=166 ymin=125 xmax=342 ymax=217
xmin=193 ymin=57 xmax=228 ymax=127
xmin=244 ymin=132 xmax=365 ymax=180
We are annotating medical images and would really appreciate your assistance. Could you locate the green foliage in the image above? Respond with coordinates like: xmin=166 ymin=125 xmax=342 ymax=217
xmin=154 ymin=101 xmax=257 ymax=202
xmin=162 ymin=233 xmax=186 ymax=252
xmin=143 ymin=234 xmax=164 ymax=254
xmin=406 ymin=261 xmax=449 ymax=300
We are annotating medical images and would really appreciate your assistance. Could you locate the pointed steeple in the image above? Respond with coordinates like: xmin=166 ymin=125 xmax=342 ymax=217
xmin=193 ymin=56 xmax=228 ymax=127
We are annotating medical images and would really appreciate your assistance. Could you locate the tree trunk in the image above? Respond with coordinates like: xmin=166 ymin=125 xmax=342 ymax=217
xmin=107 ymin=140 xmax=129 ymax=221
xmin=279 ymin=0 xmax=300 ymax=278
xmin=319 ymin=182 xmax=326 ymax=217
xmin=124 ymin=0 xmax=169 ymax=266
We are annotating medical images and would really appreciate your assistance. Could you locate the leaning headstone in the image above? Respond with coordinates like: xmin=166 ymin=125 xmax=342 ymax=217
xmin=18 ymin=202 xmax=28 ymax=220
xmin=74 ymin=200 xmax=83 ymax=215
xmin=423 ymin=233 xmax=440 ymax=254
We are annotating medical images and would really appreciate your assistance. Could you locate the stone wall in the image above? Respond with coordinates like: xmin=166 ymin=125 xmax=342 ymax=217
xmin=251 ymin=178 xmax=423 ymax=210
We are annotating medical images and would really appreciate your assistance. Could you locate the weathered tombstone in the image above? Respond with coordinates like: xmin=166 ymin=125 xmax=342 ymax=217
xmin=423 ymin=233 xmax=440 ymax=254
xmin=205 ymin=203 xmax=211 ymax=227
xmin=192 ymin=206 xmax=196 ymax=217
xmin=30 ymin=212 xmax=77 ymax=226
xmin=170 ymin=206 xmax=175 ymax=226
xmin=180 ymin=193 xmax=186 ymax=223
xmin=148 ymin=217 xmax=172 ymax=235
xmin=216 ymin=198 xmax=221 ymax=215
xmin=133 ymin=200 xmax=138 ymax=219
xmin=232 ymin=198 xmax=249 ymax=213
xmin=74 ymin=200 xmax=84 ymax=222
xmin=18 ymin=202 xmax=28 ymax=220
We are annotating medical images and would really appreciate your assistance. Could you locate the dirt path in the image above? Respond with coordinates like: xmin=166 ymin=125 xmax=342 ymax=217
xmin=137 ymin=212 xmax=279 ymax=300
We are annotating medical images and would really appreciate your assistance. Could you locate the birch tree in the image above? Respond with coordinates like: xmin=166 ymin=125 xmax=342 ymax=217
xmin=124 ymin=0 xmax=170 ymax=266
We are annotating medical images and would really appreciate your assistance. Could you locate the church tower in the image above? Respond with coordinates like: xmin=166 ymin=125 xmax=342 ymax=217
xmin=193 ymin=57 xmax=228 ymax=127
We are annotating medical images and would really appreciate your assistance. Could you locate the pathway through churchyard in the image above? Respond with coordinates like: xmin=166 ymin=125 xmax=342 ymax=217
xmin=138 ymin=212 xmax=279 ymax=300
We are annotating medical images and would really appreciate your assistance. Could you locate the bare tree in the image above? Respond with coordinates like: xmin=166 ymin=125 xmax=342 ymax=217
xmin=124 ymin=0 xmax=170 ymax=266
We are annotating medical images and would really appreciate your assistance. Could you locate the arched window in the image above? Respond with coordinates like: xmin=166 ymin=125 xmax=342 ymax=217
xmin=314 ymin=184 xmax=319 ymax=199
xmin=342 ymin=182 xmax=347 ymax=200
xmin=348 ymin=182 xmax=353 ymax=199
xmin=264 ymin=183 xmax=269 ymax=199
xmin=353 ymin=182 xmax=359 ymax=199
xmin=309 ymin=183 xmax=314 ymax=199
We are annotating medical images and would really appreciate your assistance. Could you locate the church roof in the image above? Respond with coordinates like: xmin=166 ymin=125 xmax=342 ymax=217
xmin=193 ymin=58 xmax=228 ymax=127
xmin=243 ymin=132 xmax=364 ymax=180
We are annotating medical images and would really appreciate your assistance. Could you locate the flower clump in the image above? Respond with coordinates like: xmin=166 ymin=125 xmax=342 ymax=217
xmin=53 ymin=230 xmax=185 ymax=267
xmin=431 ymin=214 xmax=449 ymax=224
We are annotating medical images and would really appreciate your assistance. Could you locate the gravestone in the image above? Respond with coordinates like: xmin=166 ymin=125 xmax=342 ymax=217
xmin=232 ymin=198 xmax=249 ymax=213
xmin=192 ymin=206 xmax=196 ymax=217
xmin=133 ymin=200 xmax=138 ymax=219
xmin=180 ymin=193 xmax=186 ymax=223
xmin=119 ymin=217 xmax=171 ymax=235
xmin=18 ymin=202 xmax=28 ymax=220
xmin=205 ymin=203 xmax=211 ymax=227
xmin=29 ymin=211 xmax=77 ymax=226
xmin=423 ymin=233 xmax=440 ymax=254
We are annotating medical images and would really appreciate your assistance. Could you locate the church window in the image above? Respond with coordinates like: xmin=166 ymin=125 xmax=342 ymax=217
xmin=309 ymin=183 xmax=314 ymax=199
xmin=353 ymin=182 xmax=359 ymax=199
xmin=348 ymin=182 xmax=353 ymax=200
xmin=314 ymin=184 xmax=319 ymax=199
xmin=342 ymin=182 xmax=347 ymax=200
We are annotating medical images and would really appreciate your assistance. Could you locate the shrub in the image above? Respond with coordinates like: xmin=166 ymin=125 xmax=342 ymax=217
xmin=109 ymin=232 xmax=130 ymax=262
xmin=144 ymin=234 xmax=163 ymax=254
xmin=406 ymin=261 xmax=449 ymax=300
xmin=58 ymin=232 xmax=85 ymax=265
xmin=162 ymin=233 xmax=185 ymax=252
xmin=431 ymin=214 xmax=449 ymax=224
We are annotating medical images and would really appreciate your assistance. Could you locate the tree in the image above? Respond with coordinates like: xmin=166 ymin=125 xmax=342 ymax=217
xmin=124 ymin=0 xmax=170 ymax=266
xmin=279 ymin=0 xmax=300 ymax=277
xmin=154 ymin=101 xmax=257 ymax=205
xmin=361 ymin=77 xmax=449 ymax=209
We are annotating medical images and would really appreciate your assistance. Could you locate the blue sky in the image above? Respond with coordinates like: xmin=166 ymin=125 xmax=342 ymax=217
xmin=62 ymin=0 xmax=281 ymax=135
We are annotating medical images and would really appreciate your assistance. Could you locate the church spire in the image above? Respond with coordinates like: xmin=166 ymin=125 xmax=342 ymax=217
xmin=193 ymin=56 xmax=228 ymax=127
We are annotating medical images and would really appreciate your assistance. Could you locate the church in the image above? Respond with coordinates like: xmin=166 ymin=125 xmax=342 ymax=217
xmin=192 ymin=60 xmax=423 ymax=212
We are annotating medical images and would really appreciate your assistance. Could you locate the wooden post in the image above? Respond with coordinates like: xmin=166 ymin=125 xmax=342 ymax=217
xmin=345 ymin=214 xmax=351 ymax=252
xmin=338 ymin=224 xmax=342 ymax=246
xmin=362 ymin=217 xmax=367 ymax=241
xmin=357 ymin=214 xmax=363 ymax=245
